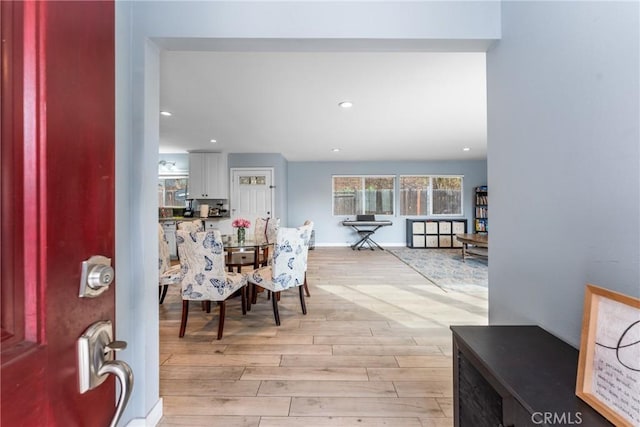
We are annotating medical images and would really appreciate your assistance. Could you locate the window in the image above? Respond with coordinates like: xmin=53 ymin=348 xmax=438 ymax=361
xmin=400 ymin=175 xmax=463 ymax=216
xmin=158 ymin=176 xmax=188 ymax=207
xmin=432 ymin=176 xmax=463 ymax=215
xmin=333 ymin=175 xmax=395 ymax=216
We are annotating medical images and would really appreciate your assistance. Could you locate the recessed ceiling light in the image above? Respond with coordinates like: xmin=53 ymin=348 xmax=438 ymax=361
xmin=463 ymin=147 xmax=471 ymax=152
xmin=332 ymin=148 xmax=341 ymax=152
xmin=160 ymin=111 xmax=172 ymax=116
xmin=338 ymin=101 xmax=353 ymax=109
xmin=210 ymin=139 xmax=217 ymax=144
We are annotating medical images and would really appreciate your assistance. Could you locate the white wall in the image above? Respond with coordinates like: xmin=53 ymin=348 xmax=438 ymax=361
xmin=487 ymin=1 xmax=640 ymax=347
xmin=158 ymin=153 xmax=188 ymax=174
xmin=133 ymin=1 xmax=500 ymax=44
xmin=118 ymin=2 xmax=501 ymax=424
xmin=116 ymin=1 xmax=164 ymax=420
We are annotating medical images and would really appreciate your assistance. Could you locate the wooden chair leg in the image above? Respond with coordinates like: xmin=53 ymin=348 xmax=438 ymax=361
xmin=299 ymin=285 xmax=307 ymax=315
xmin=246 ymin=283 xmax=252 ymax=312
xmin=272 ymin=292 xmax=281 ymax=326
xmin=252 ymin=285 xmax=259 ymax=304
xmin=217 ymin=301 xmax=226 ymax=340
xmin=205 ymin=301 xmax=211 ymax=313
xmin=159 ymin=285 xmax=169 ymax=303
xmin=179 ymin=300 xmax=189 ymax=337
xmin=241 ymin=286 xmax=247 ymax=315
xmin=303 ymin=273 xmax=310 ymax=297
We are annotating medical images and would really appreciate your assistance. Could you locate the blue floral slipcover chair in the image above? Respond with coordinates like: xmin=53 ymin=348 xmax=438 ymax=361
xmin=176 ymin=229 xmax=248 ymax=339
xmin=177 ymin=219 xmax=204 ymax=233
xmin=301 ymin=219 xmax=313 ymax=297
xmin=159 ymin=224 xmax=182 ymax=304
xmin=248 ymin=222 xmax=313 ymax=325
xmin=254 ymin=217 xmax=280 ymax=244
xmin=254 ymin=217 xmax=280 ymax=267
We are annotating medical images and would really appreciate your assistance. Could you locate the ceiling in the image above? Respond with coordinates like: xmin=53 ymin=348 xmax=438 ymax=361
xmin=159 ymin=50 xmax=487 ymax=162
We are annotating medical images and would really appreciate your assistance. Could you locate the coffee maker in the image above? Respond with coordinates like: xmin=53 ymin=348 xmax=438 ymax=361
xmin=183 ymin=200 xmax=194 ymax=217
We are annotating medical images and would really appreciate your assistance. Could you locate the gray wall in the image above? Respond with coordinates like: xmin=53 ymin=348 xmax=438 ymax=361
xmin=487 ymin=1 xmax=640 ymax=347
xmin=116 ymin=2 xmax=163 ymax=423
xmin=288 ymin=160 xmax=487 ymax=245
xmin=158 ymin=154 xmax=486 ymax=246
xmin=228 ymin=153 xmax=289 ymax=226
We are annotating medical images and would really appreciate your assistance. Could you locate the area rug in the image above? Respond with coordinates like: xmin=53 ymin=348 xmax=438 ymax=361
xmin=386 ymin=247 xmax=488 ymax=292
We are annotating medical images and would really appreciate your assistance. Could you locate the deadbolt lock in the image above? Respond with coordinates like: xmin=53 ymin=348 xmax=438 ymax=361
xmin=79 ymin=255 xmax=114 ymax=298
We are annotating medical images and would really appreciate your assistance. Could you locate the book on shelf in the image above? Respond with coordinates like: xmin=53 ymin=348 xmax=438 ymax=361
xmin=475 ymin=207 xmax=488 ymax=218
xmin=475 ymin=195 xmax=488 ymax=205
xmin=475 ymin=219 xmax=488 ymax=232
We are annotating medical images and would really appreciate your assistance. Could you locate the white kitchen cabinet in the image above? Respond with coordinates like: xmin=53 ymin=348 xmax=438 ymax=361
xmin=187 ymin=152 xmax=228 ymax=199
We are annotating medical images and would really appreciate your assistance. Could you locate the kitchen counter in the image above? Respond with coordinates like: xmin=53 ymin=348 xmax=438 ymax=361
xmin=159 ymin=217 xmax=196 ymax=221
xmin=159 ymin=216 xmax=229 ymax=221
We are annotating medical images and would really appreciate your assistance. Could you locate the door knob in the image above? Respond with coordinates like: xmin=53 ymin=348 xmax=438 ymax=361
xmin=78 ymin=320 xmax=133 ymax=427
xmin=79 ymin=255 xmax=114 ymax=298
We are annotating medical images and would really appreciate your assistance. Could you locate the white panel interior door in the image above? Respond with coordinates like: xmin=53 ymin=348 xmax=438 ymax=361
xmin=230 ymin=168 xmax=274 ymax=227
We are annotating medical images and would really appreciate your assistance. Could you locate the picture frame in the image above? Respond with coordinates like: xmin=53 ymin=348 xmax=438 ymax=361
xmin=576 ymin=284 xmax=640 ymax=427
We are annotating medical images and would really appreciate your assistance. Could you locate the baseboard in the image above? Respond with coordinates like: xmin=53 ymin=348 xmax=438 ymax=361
xmin=126 ymin=398 xmax=163 ymax=427
xmin=314 ymin=242 xmax=406 ymax=247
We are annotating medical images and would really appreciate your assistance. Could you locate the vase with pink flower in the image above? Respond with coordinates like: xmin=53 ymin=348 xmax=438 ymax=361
xmin=232 ymin=218 xmax=251 ymax=243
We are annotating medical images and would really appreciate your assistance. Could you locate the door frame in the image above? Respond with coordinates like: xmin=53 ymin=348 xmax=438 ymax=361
xmin=123 ymin=5 xmax=494 ymax=423
xmin=230 ymin=167 xmax=276 ymax=219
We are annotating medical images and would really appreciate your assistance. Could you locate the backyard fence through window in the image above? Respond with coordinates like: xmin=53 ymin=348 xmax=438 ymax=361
xmin=332 ymin=175 xmax=462 ymax=216
xmin=333 ymin=176 xmax=395 ymax=216
xmin=400 ymin=175 xmax=463 ymax=216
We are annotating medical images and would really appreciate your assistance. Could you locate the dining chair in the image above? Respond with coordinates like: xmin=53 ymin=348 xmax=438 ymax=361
xmin=247 ymin=222 xmax=313 ymax=325
xmin=301 ymin=219 xmax=312 ymax=297
xmin=176 ymin=229 xmax=248 ymax=339
xmin=177 ymin=219 xmax=204 ymax=233
xmin=254 ymin=217 xmax=280 ymax=267
xmin=254 ymin=217 xmax=280 ymax=243
xmin=159 ymin=224 xmax=182 ymax=304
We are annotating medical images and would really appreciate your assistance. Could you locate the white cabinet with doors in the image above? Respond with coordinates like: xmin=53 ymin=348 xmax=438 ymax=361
xmin=187 ymin=152 xmax=228 ymax=199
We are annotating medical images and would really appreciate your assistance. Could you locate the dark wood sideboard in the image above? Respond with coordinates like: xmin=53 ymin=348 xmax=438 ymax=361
xmin=450 ymin=326 xmax=613 ymax=427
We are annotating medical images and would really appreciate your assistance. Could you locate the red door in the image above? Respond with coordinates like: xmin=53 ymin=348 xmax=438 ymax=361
xmin=1 ymin=1 xmax=118 ymax=425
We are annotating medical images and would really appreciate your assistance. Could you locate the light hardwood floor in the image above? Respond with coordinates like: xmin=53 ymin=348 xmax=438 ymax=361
xmin=158 ymin=247 xmax=488 ymax=426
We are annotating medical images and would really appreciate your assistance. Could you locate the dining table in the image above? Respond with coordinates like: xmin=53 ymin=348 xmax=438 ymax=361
xmin=223 ymin=238 xmax=271 ymax=311
xmin=224 ymin=238 xmax=270 ymax=271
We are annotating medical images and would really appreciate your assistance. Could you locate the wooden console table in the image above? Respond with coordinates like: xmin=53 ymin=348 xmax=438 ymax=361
xmin=451 ymin=326 xmax=612 ymax=427
xmin=455 ymin=233 xmax=487 ymax=261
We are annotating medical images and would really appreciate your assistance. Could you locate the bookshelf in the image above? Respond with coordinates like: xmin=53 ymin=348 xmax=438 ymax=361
xmin=474 ymin=186 xmax=488 ymax=233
